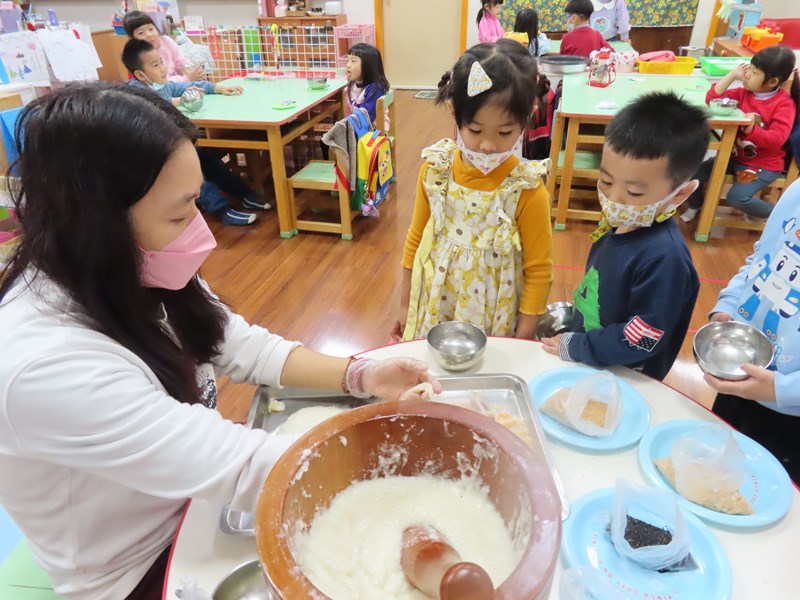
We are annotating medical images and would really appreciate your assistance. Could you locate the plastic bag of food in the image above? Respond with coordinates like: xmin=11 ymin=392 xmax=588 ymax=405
xmin=655 ymin=424 xmax=753 ymax=515
xmin=611 ymin=479 xmax=691 ymax=571
xmin=540 ymin=371 xmax=623 ymax=436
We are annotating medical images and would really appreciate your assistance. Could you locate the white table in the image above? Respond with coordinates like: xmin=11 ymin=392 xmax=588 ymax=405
xmin=165 ymin=339 xmax=799 ymax=599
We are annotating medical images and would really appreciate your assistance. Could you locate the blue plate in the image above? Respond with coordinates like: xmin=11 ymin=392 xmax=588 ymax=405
xmin=528 ymin=367 xmax=650 ymax=452
xmin=639 ymin=420 xmax=793 ymax=529
xmin=562 ymin=488 xmax=733 ymax=600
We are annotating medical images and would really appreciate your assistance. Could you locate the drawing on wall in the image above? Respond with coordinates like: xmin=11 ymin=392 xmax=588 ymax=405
xmin=0 ymin=32 xmax=49 ymax=84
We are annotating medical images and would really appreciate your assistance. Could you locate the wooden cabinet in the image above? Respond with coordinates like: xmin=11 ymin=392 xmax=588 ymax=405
xmin=712 ymin=38 xmax=754 ymax=58
xmin=91 ymin=29 xmax=130 ymax=82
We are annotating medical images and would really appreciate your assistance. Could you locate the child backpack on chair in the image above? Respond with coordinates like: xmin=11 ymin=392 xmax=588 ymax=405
xmin=354 ymin=129 xmax=394 ymax=216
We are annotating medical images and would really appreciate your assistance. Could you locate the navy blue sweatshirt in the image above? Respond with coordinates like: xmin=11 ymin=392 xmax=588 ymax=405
xmin=559 ymin=219 xmax=699 ymax=380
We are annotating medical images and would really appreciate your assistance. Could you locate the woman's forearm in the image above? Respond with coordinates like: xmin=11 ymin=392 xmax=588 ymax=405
xmin=279 ymin=347 xmax=350 ymax=390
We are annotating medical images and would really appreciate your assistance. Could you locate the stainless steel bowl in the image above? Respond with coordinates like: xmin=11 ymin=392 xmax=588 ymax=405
xmin=212 ymin=560 xmax=272 ymax=600
xmin=536 ymin=301 xmax=575 ymax=339
xmin=539 ymin=55 xmax=589 ymax=76
xmin=427 ymin=321 xmax=487 ymax=372
xmin=709 ymin=97 xmax=739 ymax=117
xmin=307 ymin=76 xmax=328 ymax=91
xmin=693 ymin=321 xmax=775 ymax=381
xmin=180 ymin=88 xmax=204 ymax=113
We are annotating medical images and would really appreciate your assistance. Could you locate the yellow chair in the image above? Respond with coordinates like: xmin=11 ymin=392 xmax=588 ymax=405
xmin=286 ymin=160 xmax=359 ymax=240
xmin=709 ymin=158 xmax=800 ymax=232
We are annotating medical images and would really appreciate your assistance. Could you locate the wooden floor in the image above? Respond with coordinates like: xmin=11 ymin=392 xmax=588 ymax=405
xmin=203 ymin=90 xmax=761 ymax=424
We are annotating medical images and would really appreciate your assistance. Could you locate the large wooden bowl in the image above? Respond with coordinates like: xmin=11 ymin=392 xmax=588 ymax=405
xmin=255 ymin=400 xmax=562 ymax=599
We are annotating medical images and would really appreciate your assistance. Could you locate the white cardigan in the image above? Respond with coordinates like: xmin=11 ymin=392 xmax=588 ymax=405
xmin=0 ymin=274 xmax=301 ymax=599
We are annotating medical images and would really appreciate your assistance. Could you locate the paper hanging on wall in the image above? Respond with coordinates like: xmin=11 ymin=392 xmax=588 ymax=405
xmin=0 ymin=32 xmax=49 ymax=85
xmin=36 ymin=29 xmax=99 ymax=82
xmin=183 ymin=15 xmax=205 ymax=34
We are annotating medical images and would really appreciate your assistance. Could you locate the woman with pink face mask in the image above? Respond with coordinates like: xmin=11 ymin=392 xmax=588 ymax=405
xmin=0 ymin=84 xmax=440 ymax=600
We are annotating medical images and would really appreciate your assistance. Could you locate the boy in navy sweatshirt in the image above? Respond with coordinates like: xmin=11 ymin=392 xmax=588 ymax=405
xmin=542 ymin=92 xmax=709 ymax=380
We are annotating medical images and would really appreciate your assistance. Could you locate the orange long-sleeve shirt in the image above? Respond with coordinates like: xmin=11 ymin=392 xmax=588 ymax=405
xmin=402 ymin=151 xmax=553 ymax=315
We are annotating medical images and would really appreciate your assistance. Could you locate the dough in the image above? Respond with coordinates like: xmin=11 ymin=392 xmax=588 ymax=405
xmin=654 ymin=457 xmax=755 ymax=516
xmin=293 ymin=476 xmax=521 ymax=600
xmin=276 ymin=406 xmax=346 ymax=435
xmin=540 ymin=388 xmax=609 ymax=431
xmin=400 ymin=382 xmax=436 ymax=402
xmin=493 ymin=410 xmax=535 ymax=448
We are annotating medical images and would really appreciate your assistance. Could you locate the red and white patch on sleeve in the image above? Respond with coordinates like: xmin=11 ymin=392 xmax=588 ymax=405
xmin=624 ymin=316 xmax=664 ymax=352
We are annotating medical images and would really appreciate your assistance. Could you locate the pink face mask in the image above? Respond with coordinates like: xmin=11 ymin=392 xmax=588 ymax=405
xmin=140 ymin=213 xmax=217 ymax=290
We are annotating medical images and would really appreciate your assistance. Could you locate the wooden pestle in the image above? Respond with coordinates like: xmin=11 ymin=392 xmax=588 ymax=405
xmin=401 ymin=525 xmax=494 ymax=600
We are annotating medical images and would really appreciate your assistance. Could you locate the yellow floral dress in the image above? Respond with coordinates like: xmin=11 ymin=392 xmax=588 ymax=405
xmin=403 ymin=140 xmax=549 ymax=340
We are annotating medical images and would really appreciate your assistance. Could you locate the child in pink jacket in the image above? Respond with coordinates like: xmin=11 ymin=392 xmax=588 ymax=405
xmin=477 ymin=1 xmax=505 ymax=44
xmin=123 ymin=11 xmax=204 ymax=82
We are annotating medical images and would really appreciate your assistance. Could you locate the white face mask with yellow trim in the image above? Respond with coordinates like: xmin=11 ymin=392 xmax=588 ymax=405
xmin=593 ymin=180 xmax=697 ymax=239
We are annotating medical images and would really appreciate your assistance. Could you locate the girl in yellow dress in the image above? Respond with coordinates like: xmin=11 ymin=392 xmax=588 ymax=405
xmin=392 ymin=39 xmax=553 ymax=341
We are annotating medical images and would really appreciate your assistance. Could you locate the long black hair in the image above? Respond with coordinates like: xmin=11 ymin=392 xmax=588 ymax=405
xmin=348 ymin=43 xmax=390 ymax=93
xmin=514 ymin=8 xmax=540 ymax=57
xmin=0 ymin=83 xmax=227 ymax=405
xmin=751 ymin=44 xmax=800 ymax=121
xmin=476 ymin=0 xmax=504 ymax=28
xmin=437 ymin=39 xmax=539 ymax=129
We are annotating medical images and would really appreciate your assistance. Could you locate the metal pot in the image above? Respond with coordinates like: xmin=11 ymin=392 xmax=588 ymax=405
xmin=539 ymin=55 xmax=589 ymax=76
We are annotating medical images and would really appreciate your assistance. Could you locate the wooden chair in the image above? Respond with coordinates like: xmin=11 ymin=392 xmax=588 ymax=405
xmin=709 ymin=158 xmax=800 ymax=232
xmin=376 ymin=90 xmax=396 ymax=182
xmin=546 ymin=106 xmax=603 ymax=229
xmin=286 ymin=160 xmax=359 ymax=240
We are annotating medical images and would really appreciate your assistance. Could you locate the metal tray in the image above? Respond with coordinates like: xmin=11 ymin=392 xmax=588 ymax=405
xmin=219 ymin=374 xmax=570 ymax=536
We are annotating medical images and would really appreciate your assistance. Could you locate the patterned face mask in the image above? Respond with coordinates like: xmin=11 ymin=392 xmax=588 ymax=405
xmin=456 ymin=130 xmax=523 ymax=175
xmin=594 ymin=181 xmax=696 ymax=239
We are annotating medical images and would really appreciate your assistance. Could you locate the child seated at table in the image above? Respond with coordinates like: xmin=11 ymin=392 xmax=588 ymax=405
xmin=345 ymin=43 xmax=390 ymax=128
xmin=542 ymin=92 xmax=708 ymax=381
xmin=681 ymin=45 xmax=799 ymax=223
xmin=393 ymin=39 xmax=553 ymax=342
xmin=124 ymin=10 xmax=204 ymax=83
xmin=122 ymin=39 xmax=271 ymax=226
xmin=702 ymin=178 xmax=800 ymax=483
xmin=560 ymin=0 xmax=611 ymax=57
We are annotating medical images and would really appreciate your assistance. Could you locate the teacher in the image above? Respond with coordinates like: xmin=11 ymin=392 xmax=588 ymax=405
xmin=0 ymin=84 xmax=439 ymax=600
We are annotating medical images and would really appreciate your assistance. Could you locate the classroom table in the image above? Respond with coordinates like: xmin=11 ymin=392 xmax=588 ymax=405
xmin=164 ymin=338 xmax=798 ymax=600
xmin=188 ymin=77 xmax=348 ymax=238
xmin=712 ymin=38 xmax=755 ymax=58
xmin=548 ymin=73 xmax=750 ymax=241
xmin=547 ymin=39 xmax=635 ymax=55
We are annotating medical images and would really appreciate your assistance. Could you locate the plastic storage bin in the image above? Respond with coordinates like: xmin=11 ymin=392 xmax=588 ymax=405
xmin=637 ymin=56 xmax=698 ymax=75
xmin=700 ymin=56 xmax=751 ymax=76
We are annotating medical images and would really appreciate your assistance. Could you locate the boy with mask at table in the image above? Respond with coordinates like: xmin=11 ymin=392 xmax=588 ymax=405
xmin=542 ymin=92 xmax=708 ymax=381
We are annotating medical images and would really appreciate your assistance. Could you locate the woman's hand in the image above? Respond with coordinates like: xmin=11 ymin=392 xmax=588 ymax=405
xmin=710 ymin=312 xmax=732 ymax=323
xmin=541 ymin=334 xmax=562 ymax=357
xmin=355 ymin=357 xmax=442 ymax=401
xmin=704 ymin=364 xmax=777 ymax=402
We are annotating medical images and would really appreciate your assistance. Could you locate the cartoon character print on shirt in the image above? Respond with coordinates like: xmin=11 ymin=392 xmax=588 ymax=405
xmin=738 ymin=218 xmax=800 ymax=364
xmin=197 ymin=362 xmax=218 ymax=409
xmin=591 ymin=16 xmax=611 ymax=36
xmin=574 ymin=266 xmax=602 ymax=332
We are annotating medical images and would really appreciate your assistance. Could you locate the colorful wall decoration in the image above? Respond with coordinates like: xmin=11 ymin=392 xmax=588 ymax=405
xmin=499 ymin=1 xmax=701 ymax=33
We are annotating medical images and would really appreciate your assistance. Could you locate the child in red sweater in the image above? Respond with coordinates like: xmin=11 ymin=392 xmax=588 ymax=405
xmin=682 ymin=45 xmax=799 ymax=221
xmin=560 ymin=0 xmax=610 ymax=57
